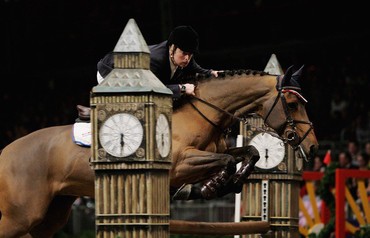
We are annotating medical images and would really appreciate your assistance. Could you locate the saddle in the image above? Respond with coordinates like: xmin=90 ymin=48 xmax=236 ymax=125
xmin=76 ymin=105 xmax=91 ymax=121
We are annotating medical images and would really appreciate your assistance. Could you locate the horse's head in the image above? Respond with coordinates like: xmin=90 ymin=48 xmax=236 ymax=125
xmin=262 ymin=65 xmax=319 ymax=159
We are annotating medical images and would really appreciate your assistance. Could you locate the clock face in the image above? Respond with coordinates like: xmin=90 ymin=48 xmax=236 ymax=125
xmin=99 ymin=113 xmax=143 ymax=157
xmin=249 ymin=132 xmax=285 ymax=170
xmin=155 ymin=113 xmax=171 ymax=158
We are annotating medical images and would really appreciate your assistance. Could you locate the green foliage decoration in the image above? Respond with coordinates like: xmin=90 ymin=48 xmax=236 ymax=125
xmin=311 ymin=162 xmax=338 ymax=238
xmin=312 ymin=162 xmax=370 ymax=238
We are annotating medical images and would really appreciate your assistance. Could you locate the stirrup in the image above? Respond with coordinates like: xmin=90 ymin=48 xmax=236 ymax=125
xmin=77 ymin=105 xmax=91 ymax=121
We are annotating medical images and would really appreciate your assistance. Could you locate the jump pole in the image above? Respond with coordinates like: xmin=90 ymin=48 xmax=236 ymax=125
xmin=170 ymin=220 xmax=270 ymax=235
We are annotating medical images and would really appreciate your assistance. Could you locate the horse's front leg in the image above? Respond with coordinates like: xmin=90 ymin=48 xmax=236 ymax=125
xmin=225 ymin=145 xmax=261 ymax=192
xmin=171 ymin=148 xmax=237 ymax=200
xmin=225 ymin=145 xmax=261 ymax=186
xmin=201 ymin=145 xmax=260 ymax=199
xmin=224 ymin=145 xmax=258 ymax=158
xmin=172 ymin=148 xmax=237 ymax=186
xmin=172 ymin=145 xmax=260 ymax=200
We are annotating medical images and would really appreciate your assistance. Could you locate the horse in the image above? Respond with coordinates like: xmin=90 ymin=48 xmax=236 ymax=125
xmin=0 ymin=65 xmax=318 ymax=237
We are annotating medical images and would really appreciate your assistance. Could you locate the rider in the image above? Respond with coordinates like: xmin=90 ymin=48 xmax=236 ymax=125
xmin=97 ymin=25 xmax=219 ymax=99
xmin=78 ymin=26 xmax=219 ymax=120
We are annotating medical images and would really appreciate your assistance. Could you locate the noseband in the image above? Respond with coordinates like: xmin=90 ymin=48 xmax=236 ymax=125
xmin=263 ymin=76 xmax=314 ymax=151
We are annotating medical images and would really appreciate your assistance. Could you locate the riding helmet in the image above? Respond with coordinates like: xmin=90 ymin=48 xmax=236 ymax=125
xmin=167 ymin=26 xmax=199 ymax=54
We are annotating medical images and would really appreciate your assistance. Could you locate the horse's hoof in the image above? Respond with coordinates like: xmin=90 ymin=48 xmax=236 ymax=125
xmin=233 ymin=152 xmax=260 ymax=186
xmin=172 ymin=184 xmax=192 ymax=200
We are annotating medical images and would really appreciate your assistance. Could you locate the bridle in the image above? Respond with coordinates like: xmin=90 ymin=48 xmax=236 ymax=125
xmin=263 ymin=76 xmax=314 ymax=151
xmin=187 ymin=75 xmax=314 ymax=154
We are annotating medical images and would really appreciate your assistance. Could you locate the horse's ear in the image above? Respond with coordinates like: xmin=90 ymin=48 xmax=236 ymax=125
xmin=280 ymin=65 xmax=294 ymax=89
xmin=292 ymin=65 xmax=304 ymax=80
xmin=281 ymin=65 xmax=304 ymax=90
xmin=290 ymin=65 xmax=304 ymax=89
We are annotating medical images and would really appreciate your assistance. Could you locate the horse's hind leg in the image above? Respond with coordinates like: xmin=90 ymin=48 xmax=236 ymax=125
xmin=0 ymin=216 xmax=30 ymax=238
xmin=0 ymin=194 xmax=46 ymax=238
xmin=28 ymin=196 xmax=78 ymax=238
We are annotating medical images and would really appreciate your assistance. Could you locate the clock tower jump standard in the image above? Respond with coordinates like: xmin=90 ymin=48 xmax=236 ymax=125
xmin=90 ymin=18 xmax=173 ymax=237
xmin=240 ymin=115 xmax=304 ymax=238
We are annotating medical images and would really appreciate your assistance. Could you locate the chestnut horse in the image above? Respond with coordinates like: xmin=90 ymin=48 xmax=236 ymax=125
xmin=0 ymin=66 xmax=318 ymax=237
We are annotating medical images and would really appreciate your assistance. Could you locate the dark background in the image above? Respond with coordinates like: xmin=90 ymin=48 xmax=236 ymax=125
xmin=1 ymin=0 xmax=369 ymax=151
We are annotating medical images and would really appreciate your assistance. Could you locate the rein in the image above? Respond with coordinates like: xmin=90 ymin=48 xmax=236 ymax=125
xmin=188 ymin=96 xmax=245 ymax=135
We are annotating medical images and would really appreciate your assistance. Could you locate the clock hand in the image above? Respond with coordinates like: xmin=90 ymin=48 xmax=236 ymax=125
xmin=265 ymin=149 xmax=268 ymax=167
xmin=120 ymin=133 xmax=124 ymax=147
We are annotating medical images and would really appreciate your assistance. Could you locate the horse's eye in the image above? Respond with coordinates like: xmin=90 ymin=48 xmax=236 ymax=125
xmin=287 ymin=102 xmax=298 ymax=110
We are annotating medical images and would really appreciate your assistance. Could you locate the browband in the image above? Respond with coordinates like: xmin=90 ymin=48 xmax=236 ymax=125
xmin=282 ymin=89 xmax=308 ymax=103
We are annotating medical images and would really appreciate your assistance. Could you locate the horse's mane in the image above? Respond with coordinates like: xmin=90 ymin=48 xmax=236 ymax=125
xmin=201 ymin=69 xmax=269 ymax=80
xmin=182 ymin=69 xmax=271 ymax=85
xmin=173 ymin=69 xmax=273 ymax=110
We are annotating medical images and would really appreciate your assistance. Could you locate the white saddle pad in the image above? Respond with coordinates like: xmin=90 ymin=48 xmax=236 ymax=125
xmin=73 ymin=122 xmax=91 ymax=147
